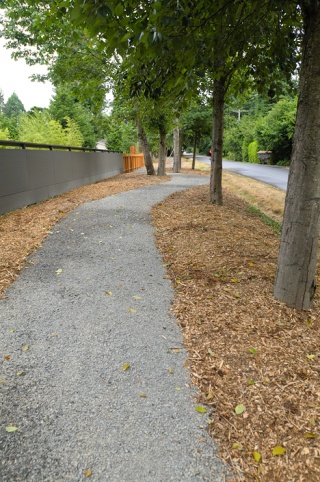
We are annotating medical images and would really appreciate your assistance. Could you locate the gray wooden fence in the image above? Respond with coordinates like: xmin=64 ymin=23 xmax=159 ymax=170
xmin=0 ymin=141 xmax=123 ymax=215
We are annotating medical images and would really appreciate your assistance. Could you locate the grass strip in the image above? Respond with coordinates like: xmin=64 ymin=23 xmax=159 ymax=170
xmin=247 ymin=205 xmax=282 ymax=235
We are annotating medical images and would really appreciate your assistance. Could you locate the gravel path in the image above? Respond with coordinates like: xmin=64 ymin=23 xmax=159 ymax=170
xmin=0 ymin=174 xmax=228 ymax=481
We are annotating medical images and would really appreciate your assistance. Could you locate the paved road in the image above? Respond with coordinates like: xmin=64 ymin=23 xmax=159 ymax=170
xmin=194 ymin=155 xmax=289 ymax=191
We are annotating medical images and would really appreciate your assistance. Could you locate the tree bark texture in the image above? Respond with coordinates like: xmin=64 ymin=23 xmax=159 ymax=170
xmin=157 ymin=129 xmax=166 ymax=176
xmin=137 ymin=119 xmax=155 ymax=176
xmin=173 ymin=120 xmax=180 ymax=173
xmin=192 ymin=135 xmax=197 ymax=170
xmin=210 ymin=79 xmax=225 ymax=205
xmin=274 ymin=2 xmax=320 ymax=310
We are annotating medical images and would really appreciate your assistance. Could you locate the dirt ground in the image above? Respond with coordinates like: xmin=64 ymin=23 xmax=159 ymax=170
xmin=1 ymin=163 xmax=319 ymax=481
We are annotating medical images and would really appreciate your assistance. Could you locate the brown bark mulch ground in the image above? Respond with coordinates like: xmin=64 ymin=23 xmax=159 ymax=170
xmin=1 ymin=167 xmax=319 ymax=480
xmin=152 ymin=184 xmax=320 ymax=482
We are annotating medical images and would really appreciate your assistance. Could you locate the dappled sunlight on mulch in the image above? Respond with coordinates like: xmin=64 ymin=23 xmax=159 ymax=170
xmin=0 ymin=172 xmax=168 ymax=297
xmin=152 ymin=186 xmax=320 ymax=481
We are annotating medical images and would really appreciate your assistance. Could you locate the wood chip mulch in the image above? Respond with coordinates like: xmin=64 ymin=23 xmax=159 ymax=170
xmin=151 ymin=185 xmax=320 ymax=482
xmin=0 ymin=172 xmax=168 ymax=298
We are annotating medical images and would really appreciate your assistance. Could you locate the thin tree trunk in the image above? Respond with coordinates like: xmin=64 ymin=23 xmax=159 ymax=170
xmin=192 ymin=135 xmax=197 ymax=170
xmin=137 ymin=118 xmax=155 ymax=176
xmin=173 ymin=119 xmax=180 ymax=173
xmin=210 ymin=78 xmax=225 ymax=204
xmin=178 ymin=132 xmax=183 ymax=171
xmin=157 ymin=129 xmax=166 ymax=176
xmin=274 ymin=2 xmax=320 ymax=310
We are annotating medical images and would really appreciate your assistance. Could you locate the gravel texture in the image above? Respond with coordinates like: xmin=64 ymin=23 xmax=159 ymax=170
xmin=0 ymin=174 xmax=228 ymax=481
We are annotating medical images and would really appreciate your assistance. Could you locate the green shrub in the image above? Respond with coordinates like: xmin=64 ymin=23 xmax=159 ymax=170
xmin=248 ymin=141 xmax=259 ymax=163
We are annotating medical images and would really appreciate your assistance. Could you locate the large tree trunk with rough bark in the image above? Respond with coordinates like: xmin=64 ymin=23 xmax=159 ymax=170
xmin=157 ymin=129 xmax=166 ymax=176
xmin=274 ymin=2 xmax=320 ymax=310
xmin=173 ymin=119 xmax=180 ymax=173
xmin=137 ymin=118 xmax=155 ymax=176
xmin=210 ymin=78 xmax=225 ymax=204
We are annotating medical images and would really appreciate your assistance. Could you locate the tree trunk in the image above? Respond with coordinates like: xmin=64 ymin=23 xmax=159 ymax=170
xmin=274 ymin=2 xmax=320 ymax=310
xmin=210 ymin=78 xmax=225 ymax=204
xmin=178 ymin=132 xmax=183 ymax=171
xmin=192 ymin=135 xmax=197 ymax=170
xmin=137 ymin=118 xmax=155 ymax=176
xmin=157 ymin=129 xmax=166 ymax=176
xmin=173 ymin=119 xmax=180 ymax=173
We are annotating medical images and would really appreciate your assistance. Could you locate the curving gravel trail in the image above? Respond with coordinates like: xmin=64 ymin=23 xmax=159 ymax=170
xmin=0 ymin=174 xmax=228 ymax=481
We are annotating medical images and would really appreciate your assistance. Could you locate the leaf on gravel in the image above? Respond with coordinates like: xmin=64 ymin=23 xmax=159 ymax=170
xmin=304 ymin=432 xmax=317 ymax=439
xmin=208 ymin=349 xmax=215 ymax=356
xmin=84 ymin=469 xmax=92 ymax=477
xmin=163 ymin=275 xmax=170 ymax=279
xmin=22 ymin=345 xmax=29 ymax=352
xmin=16 ymin=371 xmax=26 ymax=376
xmin=0 ymin=379 xmax=5 ymax=383
xmin=139 ymin=393 xmax=147 ymax=398
xmin=128 ymin=308 xmax=136 ymax=313
xmin=232 ymin=442 xmax=243 ymax=450
xmin=168 ymin=367 xmax=174 ymax=374
xmin=5 ymin=426 xmax=18 ymax=432
xmin=306 ymin=354 xmax=315 ymax=360
xmin=175 ymin=387 xmax=182 ymax=391
xmin=4 ymin=355 xmax=10 ymax=361
xmin=122 ymin=363 xmax=131 ymax=371
xmin=10 ymin=329 xmax=15 ymax=333
xmin=272 ymin=446 xmax=286 ymax=456
xmin=253 ymin=451 xmax=262 ymax=462
xmin=249 ymin=348 xmax=257 ymax=355
xmin=235 ymin=404 xmax=246 ymax=415
xmin=195 ymin=406 xmax=207 ymax=413
xmin=51 ymin=333 xmax=57 ymax=337
xmin=133 ymin=296 xmax=142 ymax=300
xmin=231 ymin=278 xmax=240 ymax=283
xmin=248 ymin=380 xmax=255 ymax=385
xmin=105 ymin=291 xmax=113 ymax=295
xmin=56 ymin=268 xmax=62 ymax=274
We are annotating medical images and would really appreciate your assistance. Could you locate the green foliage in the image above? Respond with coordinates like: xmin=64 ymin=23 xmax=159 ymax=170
xmin=180 ymin=101 xmax=212 ymax=153
xmin=224 ymin=94 xmax=297 ymax=164
xmin=102 ymin=97 xmax=138 ymax=152
xmin=0 ymin=127 xmax=11 ymax=140
xmin=255 ymin=97 xmax=297 ymax=164
xmin=18 ymin=111 xmax=83 ymax=146
xmin=248 ymin=141 xmax=259 ymax=163
xmin=3 ymin=92 xmax=25 ymax=119
xmin=49 ymin=87 xmax=96 ymax=147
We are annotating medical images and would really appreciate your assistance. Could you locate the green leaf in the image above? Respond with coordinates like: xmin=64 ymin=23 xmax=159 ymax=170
xmin=105 ymin=291 xmax=113 ymax=295
xmin=253 ymin=451 xmax=261 ymax=462
xmin=248 ymin=380 xmax=255 ymax=385
xmin=56 ymin=268 xmax=62 ymax=275
xmin=128 ymin=308 xmax=136 ymax=313
xmin=122 ymin=363 xmax=131 ymax=371
xmin=195 ymin=406 xmax=207 ymax=413
xmin=22 ymin=345 xmax=29 ymax=352
xmin=272 ymin=446 xmax=286 ymax=456
xmin=132 ymin=296 xmax=142 ymax=300
xmin=249 ymin=348 xmax=257 ymax=355
xmin=235 ymin=404 xmax=246 ymax=415
xmin=16 ymin=371 xmax=26 ymax=377
xmin=304 ymin=432 xmax=317 ymax=439
xmin=232 ymin=442 xmax=243 ymax=450
xmin=5 ymin=426 xmax=18 ymax=432
xmin=139 ymin=393 xmax=147 ymax=398
xmin=115 ymin=4 xmax=124 ymax=16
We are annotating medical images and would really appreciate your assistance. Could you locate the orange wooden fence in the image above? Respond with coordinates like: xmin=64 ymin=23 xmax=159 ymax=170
xmin=123 ymin=146 xmax=145 ymax=173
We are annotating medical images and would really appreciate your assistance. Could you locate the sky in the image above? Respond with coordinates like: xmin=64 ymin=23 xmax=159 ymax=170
xmin=0 ymin=38 xmax=54 ymax=111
